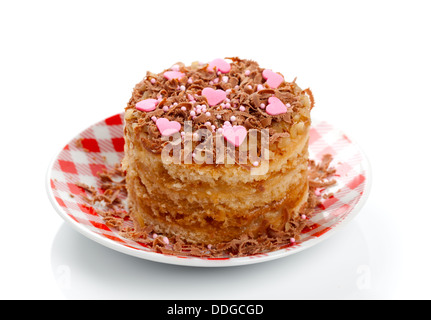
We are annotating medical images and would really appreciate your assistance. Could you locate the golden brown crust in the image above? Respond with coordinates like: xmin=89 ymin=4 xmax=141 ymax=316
xmin=125 ymin=156 xmax=309 ymax=244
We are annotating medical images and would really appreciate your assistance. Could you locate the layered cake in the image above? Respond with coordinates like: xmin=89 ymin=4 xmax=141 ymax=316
xmin=122 ymin=57 xmax=314 ymax=245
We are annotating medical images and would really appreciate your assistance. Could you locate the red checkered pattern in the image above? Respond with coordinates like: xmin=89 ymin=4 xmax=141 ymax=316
xmin=49 ymin=114 xmax=153 ymax=253
xmin=48 ymin=114 xmax=370 ymax=262
xmin=297 ymin=121 xmax=368 ymax=245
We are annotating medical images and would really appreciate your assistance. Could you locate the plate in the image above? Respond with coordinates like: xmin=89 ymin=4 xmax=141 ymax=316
xmin=46 ymin=113 xmax=371 ymax=267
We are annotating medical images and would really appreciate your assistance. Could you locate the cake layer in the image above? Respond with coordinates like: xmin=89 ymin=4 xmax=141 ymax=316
xmin=126 ymin=165 xmax=309 ymax=244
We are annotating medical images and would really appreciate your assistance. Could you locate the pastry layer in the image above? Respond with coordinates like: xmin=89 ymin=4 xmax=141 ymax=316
xmin=126 ymin=169 xmax=308 ymax=244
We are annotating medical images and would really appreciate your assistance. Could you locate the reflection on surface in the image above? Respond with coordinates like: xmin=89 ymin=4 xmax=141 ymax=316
xmin=51 ymin=220 xmax=384 ymax=299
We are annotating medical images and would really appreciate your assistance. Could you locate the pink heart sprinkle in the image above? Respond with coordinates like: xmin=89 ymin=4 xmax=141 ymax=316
xmin=266 ymin=97 xmax=288 ymax=115
xmin=163 ymin=71 xmax=185 ymax=80
xmin=135 ymin=98 xmax=158 ymax=112
xmin=202 ymin=87 xmax=227 ymax=106
xmin=262 ymin=69 xmax=284 ymax=89
xmin=156 ymin=118 xmax=181 ymax=136
xmin=207 ymin=58 xmax=231 ymax=73
xmin=222 ymin=125 xmax=247 ymax=147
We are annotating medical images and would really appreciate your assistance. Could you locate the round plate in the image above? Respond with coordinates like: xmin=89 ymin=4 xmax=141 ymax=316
xmin=46 ymin=113 xmax=371 ymax=267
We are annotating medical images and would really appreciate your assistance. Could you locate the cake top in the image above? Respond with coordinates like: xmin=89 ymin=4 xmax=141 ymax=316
xmin=125 ymin=57 xmax=313 ymax=154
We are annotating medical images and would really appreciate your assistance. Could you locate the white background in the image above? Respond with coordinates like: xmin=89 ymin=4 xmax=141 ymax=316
xmin=1 ymin=0 xmax=430 ymax=300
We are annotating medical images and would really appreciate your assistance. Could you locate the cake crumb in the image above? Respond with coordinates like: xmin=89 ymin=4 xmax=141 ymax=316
xmin=75 ymin=138 xmax=90 ymax=152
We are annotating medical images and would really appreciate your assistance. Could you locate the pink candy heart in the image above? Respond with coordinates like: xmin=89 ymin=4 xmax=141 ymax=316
xmin=156 ymin=118 xmax=181 ymax=136
xmin=135 ymin=98 xmax=158 ymax=112
xmin=266 ymin=97 xmax=288 ymax=115
xmin=262 ymin=69 xmax=284 ymax=89
xmin=202 ymin=87 xmax=227 ymax=106
xmin=163 ymin=71 xmax=185 ymax=80
xmin=207 ymin=58 xmax=231 ymax=73
xmin=222 ymin=125 xmax=247 ymax=147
